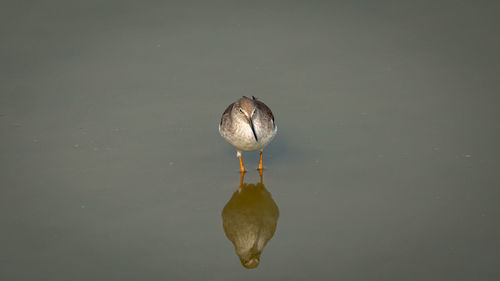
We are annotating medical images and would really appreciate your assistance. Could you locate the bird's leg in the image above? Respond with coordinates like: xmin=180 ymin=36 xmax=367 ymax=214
xmin=238 ymin=155 xmax=246 ymax=173
xmin=258 ymin=168 xmax=263 ymax=184
xmin=240 ymin=170 xmax=245 ymax=186
xmin=258 ymin=151 xmax=263 ymax=171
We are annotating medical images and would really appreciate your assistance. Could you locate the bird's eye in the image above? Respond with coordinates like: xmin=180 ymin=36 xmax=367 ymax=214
xmin=239 ymin=109 xmax=243 ymax=113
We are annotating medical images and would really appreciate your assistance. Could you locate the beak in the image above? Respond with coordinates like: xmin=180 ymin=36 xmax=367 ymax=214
xmin=249 ymin=118 xmax=258 ymax=142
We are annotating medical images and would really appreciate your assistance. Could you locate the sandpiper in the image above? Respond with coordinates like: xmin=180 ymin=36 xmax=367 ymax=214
xmin=219 ymin=96 xmax=277 ymax=172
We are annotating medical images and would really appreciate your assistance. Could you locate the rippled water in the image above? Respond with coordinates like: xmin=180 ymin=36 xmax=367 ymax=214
xmin=1 ymin=1 xmax=499 ymax=280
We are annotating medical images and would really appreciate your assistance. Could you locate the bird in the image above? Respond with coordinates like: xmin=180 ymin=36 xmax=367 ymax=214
xmin=219 ymin=96 xmax=277 ymax=172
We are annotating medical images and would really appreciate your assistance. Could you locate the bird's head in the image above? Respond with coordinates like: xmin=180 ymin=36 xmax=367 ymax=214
xmin=235 ymin=96 xmax=258 ymax=141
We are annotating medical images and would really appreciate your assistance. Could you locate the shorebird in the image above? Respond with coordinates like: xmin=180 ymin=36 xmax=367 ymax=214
xmin=219 ymin=96 xmax=277 ymax=172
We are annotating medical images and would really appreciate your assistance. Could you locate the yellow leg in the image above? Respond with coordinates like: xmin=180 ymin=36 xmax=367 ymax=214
xmin=258 ymin=151 xmax=263 ymax=171
xmin=238 ymin=156 xmax=246 ymax=172
xmin=258 ymin=168 xmax=263 ymax=184
xmin=240 ymin=171 xmax=245 ymax=186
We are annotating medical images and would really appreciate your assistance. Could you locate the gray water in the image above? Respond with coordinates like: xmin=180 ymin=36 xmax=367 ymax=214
xmin=1 ymin=1 xmax=499 ymax=280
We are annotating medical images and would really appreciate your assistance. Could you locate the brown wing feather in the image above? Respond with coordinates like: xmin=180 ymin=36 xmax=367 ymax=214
xmin=254 ymin=100 xmax=274 ymax=123
xmin=220 ymin=102 xmax=234 ymax=126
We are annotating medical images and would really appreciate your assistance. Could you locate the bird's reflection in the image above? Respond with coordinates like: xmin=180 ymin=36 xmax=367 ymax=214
xmin=222 ymin=170 xmax=279 ymax=269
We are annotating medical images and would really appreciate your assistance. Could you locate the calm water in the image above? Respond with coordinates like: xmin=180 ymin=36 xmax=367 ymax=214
xmin=1 ymin=1 xmax=499 ymax=280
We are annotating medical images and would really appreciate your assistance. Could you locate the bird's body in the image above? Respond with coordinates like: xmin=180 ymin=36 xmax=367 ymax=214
xmin=219 ymin=96 xmax=277 ymax=172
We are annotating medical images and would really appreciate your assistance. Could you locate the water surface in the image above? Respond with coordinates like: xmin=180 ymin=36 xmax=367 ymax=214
xmin=1 ymin=1 xmax=499 ymax=280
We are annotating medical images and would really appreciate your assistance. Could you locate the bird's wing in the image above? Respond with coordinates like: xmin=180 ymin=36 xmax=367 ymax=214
xmin=254 ymin=100 xmax=275 ymax=124
xmin=220 ymin=102 xmax=234 ymax=126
